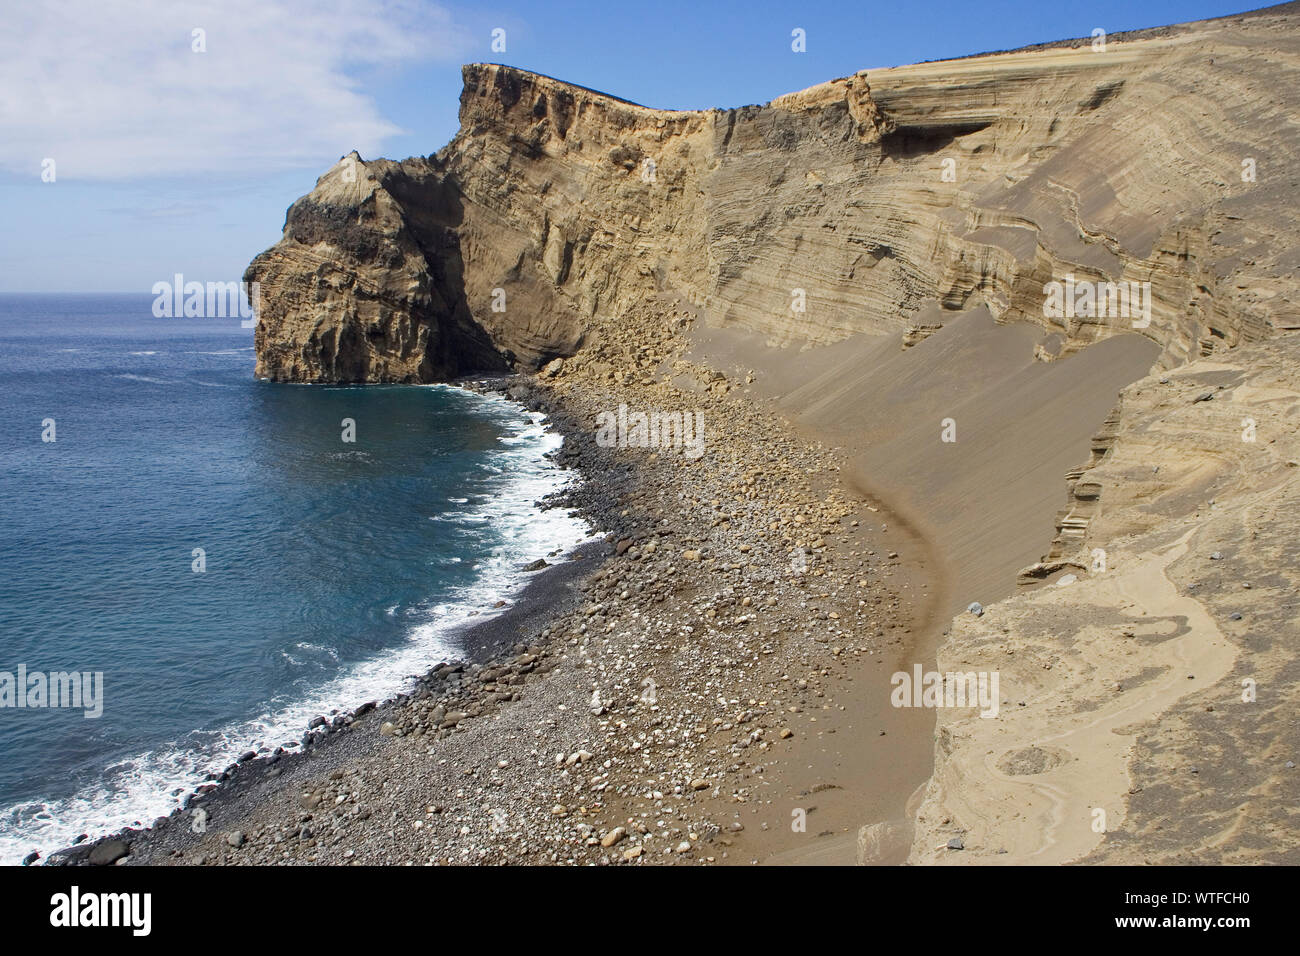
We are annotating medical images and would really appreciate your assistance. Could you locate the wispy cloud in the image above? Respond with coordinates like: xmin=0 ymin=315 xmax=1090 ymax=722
xmin=0 ymin=0 xmax=472 ymax=179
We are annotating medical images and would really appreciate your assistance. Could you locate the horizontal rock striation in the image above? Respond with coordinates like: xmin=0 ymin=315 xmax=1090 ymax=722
xmin=250 ymin=4 xmax=1300 ymax=382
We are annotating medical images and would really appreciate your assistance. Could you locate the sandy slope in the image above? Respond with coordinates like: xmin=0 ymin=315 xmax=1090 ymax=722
xmin=908 ymin=529 xmax=1236 ymax=863
xmin=693 ymin=307 xmax=1160 ymax=615
xmin=908 ymin=334 xmax=1300 ymax=865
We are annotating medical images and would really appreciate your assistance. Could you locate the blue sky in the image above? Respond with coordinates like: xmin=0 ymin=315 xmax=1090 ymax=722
xmin=0 ymin=0 xmax=1259 ymax=292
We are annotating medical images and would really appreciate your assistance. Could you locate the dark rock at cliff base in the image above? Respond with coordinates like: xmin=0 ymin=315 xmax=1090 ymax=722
xmin=88 ymin=839 xmax=129 ymax=866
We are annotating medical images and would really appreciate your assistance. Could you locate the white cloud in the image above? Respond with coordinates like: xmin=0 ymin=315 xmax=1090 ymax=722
xmin=0 ymin=0 xmax=472 ymax=179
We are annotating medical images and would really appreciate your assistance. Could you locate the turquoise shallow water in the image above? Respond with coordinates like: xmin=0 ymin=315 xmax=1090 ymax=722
xmin=0 ymin=294 xmax=589 ymax=863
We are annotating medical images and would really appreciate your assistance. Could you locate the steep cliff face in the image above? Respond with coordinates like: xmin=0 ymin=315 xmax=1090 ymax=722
xmin=248 ymin=152 xmax=506 ymax=382
xmin=248 ymin=68 xmax=716 ymax=381
xmin=249 ymin=4 xmax=1300 ymax=382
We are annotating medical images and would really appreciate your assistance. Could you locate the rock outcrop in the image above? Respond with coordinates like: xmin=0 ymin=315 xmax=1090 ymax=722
xmin=250 ymin=4 xmax=1300 ymax=383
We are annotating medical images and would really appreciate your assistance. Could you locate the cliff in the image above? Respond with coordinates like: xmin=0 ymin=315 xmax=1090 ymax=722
xmin=249 ymin=4 xmax=1299 ymax=382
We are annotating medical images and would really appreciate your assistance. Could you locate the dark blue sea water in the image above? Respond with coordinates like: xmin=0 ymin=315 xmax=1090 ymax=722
xmin=0 ymin=294 xmax=589 ymax=863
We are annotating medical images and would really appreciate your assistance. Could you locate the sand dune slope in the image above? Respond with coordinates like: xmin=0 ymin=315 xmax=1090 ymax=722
xmin=908 ymin=333 xmax=1300 ymax=864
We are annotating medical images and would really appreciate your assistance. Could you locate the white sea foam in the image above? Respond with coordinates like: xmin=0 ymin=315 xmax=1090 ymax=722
xmin=0 ymin=385 xmax=593 ymax=865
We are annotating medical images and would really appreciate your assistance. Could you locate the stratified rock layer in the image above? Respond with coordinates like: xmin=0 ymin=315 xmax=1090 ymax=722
xmin=249 ymin=5 xmax=1300 ymax=382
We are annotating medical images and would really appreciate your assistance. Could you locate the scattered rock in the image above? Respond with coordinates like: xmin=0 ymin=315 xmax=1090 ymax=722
xmin=88 ymin=840 xmax=129 ymax=866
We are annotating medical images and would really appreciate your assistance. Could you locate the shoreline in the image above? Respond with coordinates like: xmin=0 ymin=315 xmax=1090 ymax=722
xmin=44 ymin=319 xmax=944 ymax=865
xmin=34 ymin=377 xmax=609 ymax=867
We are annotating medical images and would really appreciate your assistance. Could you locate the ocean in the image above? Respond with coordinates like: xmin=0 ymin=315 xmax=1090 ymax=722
xmin=0 ymin=294 xmax=590 ymax=864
